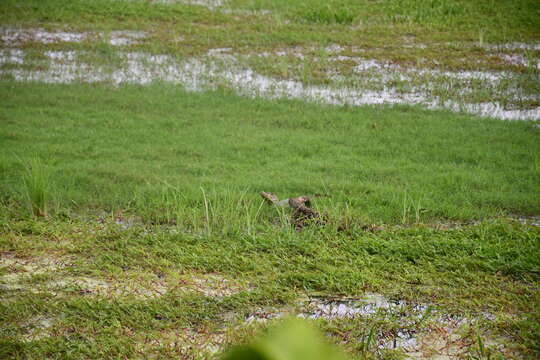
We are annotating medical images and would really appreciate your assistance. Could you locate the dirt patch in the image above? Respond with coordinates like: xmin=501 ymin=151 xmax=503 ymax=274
xmin=44 ymin=276 xmax=168 ymax=298
xmin=177 ymin=273 xmax=251 ymax=297
xmin=131 ymin=327 xmax=228 ymax=357
xmin=1 ymin=254 xmax=248 ymax=300
xmin=0 ymin=253 xmax=70 ymax=273
xmin=0 ymin=253 xmax=72 ymax=292
xmin=0 ymin=253 xmax=154 ymax=298
xmin=19 ymin=316 xmax=56 ymax=342
xmin=165 ymin=328 xmax=226 ymax=355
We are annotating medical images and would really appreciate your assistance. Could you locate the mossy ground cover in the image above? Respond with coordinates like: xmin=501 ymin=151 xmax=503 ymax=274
xmin=1 ymin=0 xmax=539 ymax=359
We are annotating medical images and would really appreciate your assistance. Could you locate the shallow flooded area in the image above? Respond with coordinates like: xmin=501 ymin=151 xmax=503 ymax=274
xmin=1 ymin=26 xmax=539 ymax=120
xmin=243 ymin=294 xmax=512 ymax=359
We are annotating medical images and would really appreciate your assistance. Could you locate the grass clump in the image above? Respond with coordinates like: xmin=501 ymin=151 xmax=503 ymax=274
xmin=298 ymin=2 xmax=356 ymax=25
xmin=20 ymin=157 xmax=54 ymax=218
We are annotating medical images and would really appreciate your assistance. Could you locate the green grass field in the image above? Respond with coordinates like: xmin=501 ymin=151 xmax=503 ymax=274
xmin=1 ymin=1 xmax=539 ymax=359
xmin=1 ymin=82 xmax=539 ymax=222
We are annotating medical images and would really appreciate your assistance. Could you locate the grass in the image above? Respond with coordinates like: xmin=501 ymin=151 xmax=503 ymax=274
xmin=0 ymin=82 xmax=538 ymax=223
xmin=18 ymin=157 xmax=53 ymax=218
xmin=0 ymin=0 xmax=539 ymax=358
xmin=0 ymin=81 xmax=539 ymax=358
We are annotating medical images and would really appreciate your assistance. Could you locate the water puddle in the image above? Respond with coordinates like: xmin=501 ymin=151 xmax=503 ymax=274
xmin=120 ymin=0 xmax=274 ymax=14
xmin=510 ymin=215 xmax=540 ymax=227
xmin=381 ymin=330 xmax=418 ymax=351
xmin=500 ymin=53 xmax=540 ymax=69
xmin=483 ymin=42 xmax=540 ymax=51
xmin=177 ymin=0 xmax=225 ymax=9
xmin=1 ymin=28 xmax=146 ymax=46
xmin=246 ymin=293 xmax=433 ymax=323
xmin=1 ymin=30 xmax=539 ymax=120
xmin=244 ymin=294 xmax=508 ymax=359
xmin=0 ymin=48 xmax=24 ymax=64
xmin=300 ymin=294 xmax=430 ymax=319
xmin=1 ymin=28 xmax=87 ymax=44
xmin=108 ymin=30 xmax=147 ymax=46
xmin=119 ymin=0 xmax=226 ymax=10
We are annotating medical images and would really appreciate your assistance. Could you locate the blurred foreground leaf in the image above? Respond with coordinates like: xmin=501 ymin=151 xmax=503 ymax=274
xmin=224 ymin=318 xmax=349 ymax=360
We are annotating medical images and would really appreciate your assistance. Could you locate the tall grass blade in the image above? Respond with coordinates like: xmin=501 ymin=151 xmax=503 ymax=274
xmin=201 ymin=187 xmax=211 ymax=236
